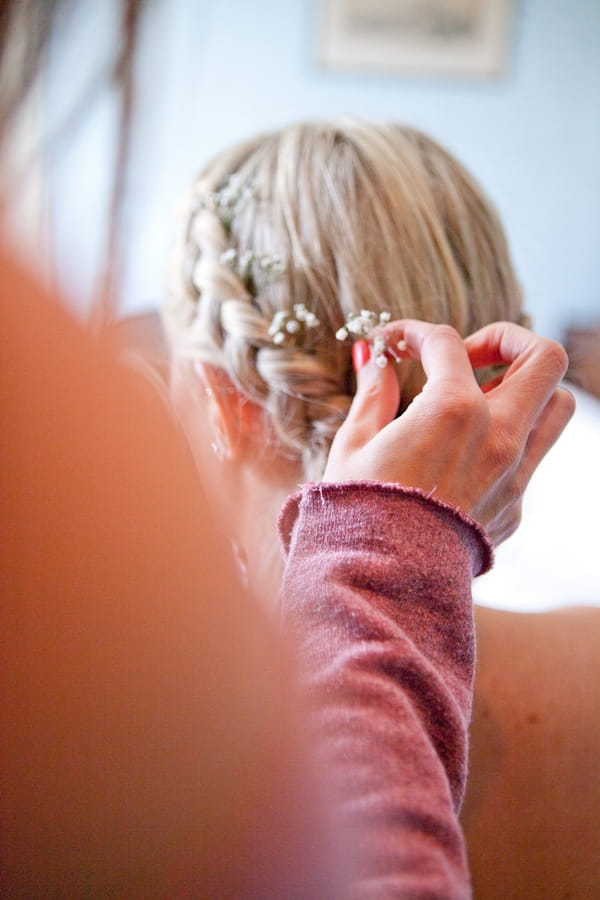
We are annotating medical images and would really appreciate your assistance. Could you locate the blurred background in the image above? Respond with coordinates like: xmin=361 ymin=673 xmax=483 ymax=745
xmin=6 ymin=0 xmax=599 ymax=611
xmin=29 ymin=0 xmax=599 ymax=339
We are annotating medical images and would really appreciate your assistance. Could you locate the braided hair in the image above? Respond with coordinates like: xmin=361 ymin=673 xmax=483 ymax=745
xmin=164 ymin=119 xmax=526 ymax=480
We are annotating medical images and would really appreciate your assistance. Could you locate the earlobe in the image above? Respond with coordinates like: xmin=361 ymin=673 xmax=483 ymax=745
xmin=193 ymin=362 xmax=257 ymax=462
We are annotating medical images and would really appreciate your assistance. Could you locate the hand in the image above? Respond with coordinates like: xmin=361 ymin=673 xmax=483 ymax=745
xmin=564 ymin=323 xmax=600 ymax=399
xmin=323 ymin=321 xmax=575 ymax=546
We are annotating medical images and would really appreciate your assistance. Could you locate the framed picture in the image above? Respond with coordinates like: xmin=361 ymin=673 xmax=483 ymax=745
xmin=319 ymin=0 xmax=514 ymax=77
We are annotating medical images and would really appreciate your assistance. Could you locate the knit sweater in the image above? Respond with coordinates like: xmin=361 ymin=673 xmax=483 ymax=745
xmin=279 ymin=481 xmax=493 ymax=899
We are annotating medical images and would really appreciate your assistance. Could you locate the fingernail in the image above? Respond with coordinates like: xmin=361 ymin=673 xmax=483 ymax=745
xmin=352 ymin=339 xmax=370 ymax=373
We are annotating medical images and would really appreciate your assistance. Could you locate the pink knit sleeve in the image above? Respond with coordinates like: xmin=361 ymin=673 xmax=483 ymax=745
xmin=278 ymin=482 xmax=493 ymax=899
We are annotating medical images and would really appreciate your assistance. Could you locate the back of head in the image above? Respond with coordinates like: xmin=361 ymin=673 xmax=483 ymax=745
xmin=164 ymin=119 xmax=525 ymax=479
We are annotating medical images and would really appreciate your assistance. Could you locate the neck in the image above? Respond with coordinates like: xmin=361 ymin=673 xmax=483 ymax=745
xmin=237 ymin=460 xmax=300 ymax=612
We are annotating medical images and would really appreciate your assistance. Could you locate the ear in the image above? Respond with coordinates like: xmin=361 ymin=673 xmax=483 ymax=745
xmin=194 ymin=362 xmax=260 ymax=462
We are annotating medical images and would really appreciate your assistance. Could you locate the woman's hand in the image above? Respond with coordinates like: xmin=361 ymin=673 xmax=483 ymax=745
xmin=323 ymin=320 xmax=575 ymax=546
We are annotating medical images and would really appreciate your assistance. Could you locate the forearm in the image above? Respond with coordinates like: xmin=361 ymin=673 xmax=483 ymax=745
xmin=279 ymin=482 xmax=491 ymax=899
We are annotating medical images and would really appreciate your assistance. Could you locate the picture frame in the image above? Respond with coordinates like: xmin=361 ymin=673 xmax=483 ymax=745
xmin=319 ymin=0 xmax=514 ymax=78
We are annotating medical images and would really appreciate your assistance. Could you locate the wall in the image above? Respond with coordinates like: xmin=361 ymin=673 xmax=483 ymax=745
xmin=47 ymin=0 xmax=600 ymax=339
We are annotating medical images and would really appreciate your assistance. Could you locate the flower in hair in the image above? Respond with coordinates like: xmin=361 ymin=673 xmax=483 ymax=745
xmin=201 ymin=174 xmax=255 ymax=231
xmin=268 ymin=304 xmax=320 ymax=348
xmin=220 ymin=248 xmax=286 ymax=293
xmin=335 ymin=309 xmax=392 ymax=367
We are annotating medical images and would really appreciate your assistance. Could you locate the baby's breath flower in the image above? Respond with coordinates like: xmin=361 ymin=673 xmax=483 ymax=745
xmin=260 ymin=254 xmax=286 ymax=274
xmin=268 ymin=305 xmax=320 ymax=350
xmin=239 ymin=250 xmax=255 ymax=273
xmin=220 ymin=248 xmax=237 ymax=266
xmin=221 ymin=246 xmax=286 ymax=291
xmin=199 ymin=174 xmax=255 ymax=231
xmin=347 ymin=317 xmax=367 ymax=335
xmin=334 ymin=308 xmax=393 ymax=368
xmin=270 ymin=310 xmax=286 ymax=328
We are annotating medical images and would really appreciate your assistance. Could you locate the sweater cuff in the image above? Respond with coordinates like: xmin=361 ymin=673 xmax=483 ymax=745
xmin=278 ymin=481 xmax=493 ymax=577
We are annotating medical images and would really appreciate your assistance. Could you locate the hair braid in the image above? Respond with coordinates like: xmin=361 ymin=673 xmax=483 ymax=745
xmin=163 ymin=119 xmax=525 ymax=480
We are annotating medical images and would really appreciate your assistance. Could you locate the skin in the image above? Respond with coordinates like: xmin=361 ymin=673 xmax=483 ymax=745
xmin=1 ymin=250 xmax=334 ymax=897
xmin=324 ymin=321 xmax=574 ymax=545
xmin=464 ymin=604 xmax=600 ymax=900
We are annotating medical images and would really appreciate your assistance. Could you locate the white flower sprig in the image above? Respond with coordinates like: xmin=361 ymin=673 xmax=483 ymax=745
xmin=201 ymin=174 xmax=255 ymax=232
xmin=268 ymin=304 xmax=320 ymax=348
xmin=220 ymin=248 xmax=285 ymax=286
xmin=335 ymin=309 xmax=392 ymax=367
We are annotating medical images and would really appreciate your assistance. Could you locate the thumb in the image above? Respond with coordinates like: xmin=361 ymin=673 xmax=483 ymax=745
xmin=341 ymin=340 xmax=400 ymax=444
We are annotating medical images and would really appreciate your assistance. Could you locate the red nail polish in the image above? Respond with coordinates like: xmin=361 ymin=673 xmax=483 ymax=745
xmin=352 ymin=339 xmax=370 ymax=373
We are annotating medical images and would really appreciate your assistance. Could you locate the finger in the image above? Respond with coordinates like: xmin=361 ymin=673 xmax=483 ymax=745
xmin=479 ymin=371 xmax=506 ymax=394
xmin=464 ymin=321 xmax=534 ymax=369
xmin=516 ymin=386 xmax=576 ymax=488
xmin=383 ymin=320 xmax=479 ymax=396
xmin=465 ymin=322 xmax=569 ymax=420
xmin=338 ymin=340 xmax=399 ymax=446
xmin=465 ymin=322 xmax=568 ymax=384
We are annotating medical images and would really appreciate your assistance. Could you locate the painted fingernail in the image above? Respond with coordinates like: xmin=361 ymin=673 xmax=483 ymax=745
xmin=352 ymin=339 xmax=370 ymax=372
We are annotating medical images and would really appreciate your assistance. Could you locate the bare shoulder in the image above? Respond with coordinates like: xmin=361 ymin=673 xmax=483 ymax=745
xmin=462 ymin=605 xmax=600 ymax=900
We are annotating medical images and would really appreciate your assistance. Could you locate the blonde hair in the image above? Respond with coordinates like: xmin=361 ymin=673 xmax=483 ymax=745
xmin=163 ymin=119 xmax=525 ymax=480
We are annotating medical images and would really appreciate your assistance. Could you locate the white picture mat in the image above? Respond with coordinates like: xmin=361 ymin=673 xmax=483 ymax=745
xmin=319 ymin=0 xmax=513 ymax=76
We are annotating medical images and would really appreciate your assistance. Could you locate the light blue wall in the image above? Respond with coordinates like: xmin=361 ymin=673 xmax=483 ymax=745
xmin=50 ymin=0 xmax=600 ymax=339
